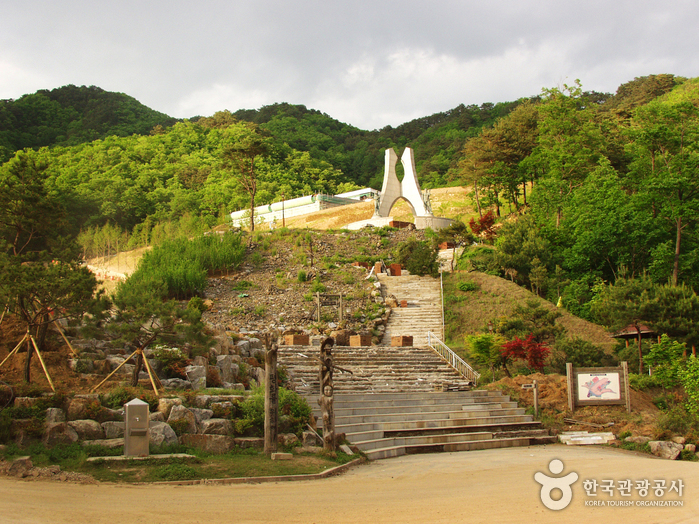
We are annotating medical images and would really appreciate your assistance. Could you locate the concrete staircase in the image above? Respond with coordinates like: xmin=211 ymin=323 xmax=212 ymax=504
xmin=379 ymin=274 xmax=443 ymax=347
xmin=308 ymin=390 xmax=556 ymax=460
xmin=278 ymin=344 xmax=473 ymax=395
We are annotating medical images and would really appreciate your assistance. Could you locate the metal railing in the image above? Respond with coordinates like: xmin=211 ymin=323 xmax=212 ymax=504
xmin=427 ymin=331 xmax=480 ymax=386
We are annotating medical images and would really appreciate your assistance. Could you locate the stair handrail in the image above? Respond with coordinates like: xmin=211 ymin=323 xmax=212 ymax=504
xmin=426 ymin=331 xmax=481 ymax=385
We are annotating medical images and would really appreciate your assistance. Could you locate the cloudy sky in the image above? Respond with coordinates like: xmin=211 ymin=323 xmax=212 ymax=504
xmin=2 ymin=1 xmax=698 ymax=130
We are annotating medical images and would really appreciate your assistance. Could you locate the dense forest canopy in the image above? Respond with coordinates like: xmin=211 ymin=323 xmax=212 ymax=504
xmin=2 ymin=74 xmax=698 ymax=313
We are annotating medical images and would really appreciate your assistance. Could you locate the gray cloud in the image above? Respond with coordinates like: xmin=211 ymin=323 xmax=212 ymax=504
xmin=2 ymin=0 xmax=698 ymax=129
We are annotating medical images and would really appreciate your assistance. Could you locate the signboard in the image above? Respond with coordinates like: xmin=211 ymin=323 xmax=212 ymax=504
xmin=566 ymin=363 xmax=630 ymax=413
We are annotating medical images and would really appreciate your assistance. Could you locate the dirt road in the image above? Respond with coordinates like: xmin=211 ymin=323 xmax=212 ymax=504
xmin=1 ymin=445 xmax=697 ymax=524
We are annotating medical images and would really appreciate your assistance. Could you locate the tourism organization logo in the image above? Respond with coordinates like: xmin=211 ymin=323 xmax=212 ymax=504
xmin=534 ymin=459 xmax=685 ymax=510
xmin=535 ymin=459 xmax=578 ymax=510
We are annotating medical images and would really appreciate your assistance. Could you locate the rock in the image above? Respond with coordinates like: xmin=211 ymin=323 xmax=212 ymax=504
xmin=685 ymin=443 xmax=696 ymax=453
xmin=649 ymin=440 xmax=683 ymax=460
xmin=671 ymin=436 xmax=686 ymax=445
xmin=167 ymin=405 xmax=198 ymax=434
xmin=149 ymin=422 xmax=178 ymax=447
xmin=271 ymin=453 xmax=293 ymax=461
xmin=192 ymin=355 xmax=209 ymax=367
xmin=162 ymin=378 xmax=192 ymax=390
xmin=233 ymin=437 xmax=264 ymax=449
xmin=102 ymin=421 xmax=125 ymax=439
xmin=157 ymin=398 xmax=182 ymax=419
xmin=248 ymin=337 xmax=262 ymax=349
xmin=251 ymin=348 xmax=265 ymax=362
xmin=82 ymin=438 xmax=124 ymax=450
xmin=191 ymin=377 xmax=207 ymax=390
xmin=277 ymin=433 xmax=299 ymax=446
xmin=179 ymin=434 xmax=235 ymax=454
xmin=624 ymin=436 xmax=650 ymax=444
xmin=200 ymin=418 xmax=234 ymax=435
xmin=189 ymin=408 xmax=214 ymax=425
xmin=9 ymin=456 xmax=33 ymax=478
xmin=44 ymin=423 xmax=79 ymax=447
xmin=185 ymin=365 xmax=207 ymax=384
xmin=192 ymin=395 xmax=215 ymax=408
xmin=66 ymin=398 xmax=92 ymax=421
xmin=237 ymin=340 xmax=251 ymax=357
xmin=68 ymin=420 xmax=105 ymax=440
xmin=217 ymin=355 xmax=235 ymax=382
xmin=149 ymin=412 xmax=165 ymax=423
xmin=293 ymin=446 xmax=322 ymax=454
xmin=102 ymin=407 xmax=124 ymax=422
xmin=302 ymin=430 xmax=322 ymax=447
xmin=45 ymin=407 xmax=66 ymax=424
xmin=14 ymin=397 xmax=39 ymax=408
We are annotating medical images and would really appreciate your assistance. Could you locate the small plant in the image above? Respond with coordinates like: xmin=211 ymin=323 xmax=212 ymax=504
xmin=457 ymin=280 xmax=477 ymax=292
xmin=297 ymin=270 xmax=307 ymax=283
xmin=232 ymin=280 xmax=254 ymax=291
xmin=254 ymin=305 xmax=266 ymax=317
xmin=310 ymin=278 xmax=326 ymax=293
xmin=168 ymin=418 xmax=191 ymax=437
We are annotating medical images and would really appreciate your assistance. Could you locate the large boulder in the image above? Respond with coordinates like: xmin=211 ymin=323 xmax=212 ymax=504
xmin=167 ymin=405 xmax=197 ymax=434
xmin=44 ymin=423 xmax=79 ymax=447
xmin=66 ymin=398 xmax=91 ymax=421
xmin=649 ymin=440 xmax=683 ymax=460
xmin=157 ymin=398 xmax=183 ymax=419
xmin=189 ymin=408 xmax=214 ymax=425
xmin=185 ymin=365 xmax=207 ymax=390
xmin=45 ymin=408 xmax=66 ymax=424
xmin=68 ymin=420 xmax=105 ymax=441
xmin=101 ymin=421 xmax=125 ymax=439
xmin=200 ymin=419 xmax=233 ymax=436
xmin=162 ymin=378 xmax=192 ymax=390
xmin=179 ymin=434 xmax=235 ymax=454
xmin=149 ymin=422 xmax=178 ymax=447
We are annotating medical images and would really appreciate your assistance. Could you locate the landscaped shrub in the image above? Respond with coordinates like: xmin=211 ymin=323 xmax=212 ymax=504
xmin=395 ymin=239 xmax=439 ymax=277
xmin=119 ymin=232 xmax=245 ymax=300
xmin=236 ymin=387 xmax=312 ymax=437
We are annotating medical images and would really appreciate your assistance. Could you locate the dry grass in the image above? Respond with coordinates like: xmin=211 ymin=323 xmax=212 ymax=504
xmin=444 ymin=270 xmax=615 ymax=351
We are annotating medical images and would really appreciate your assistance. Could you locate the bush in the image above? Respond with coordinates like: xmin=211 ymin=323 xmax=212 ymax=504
xmin=395 ymin=239 xmax=439 ymax=277
xmin=297 ymin=270 xmax=307 ymax=283
xmin=152 ymin=463 xmax=200 ymax=481
xmin=236 ymin=387 xmax=312 ymax=437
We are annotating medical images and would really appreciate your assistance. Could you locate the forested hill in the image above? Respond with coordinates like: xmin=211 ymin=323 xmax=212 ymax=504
xmin=0 ymin=85 xmax=178 ymax=162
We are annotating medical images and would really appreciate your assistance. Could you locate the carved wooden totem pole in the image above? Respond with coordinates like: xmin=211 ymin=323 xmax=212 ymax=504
xmin=318 ymin=336 xmax=335 ymax=451
xmin=263 ymin=332 xmax=279 ymax=455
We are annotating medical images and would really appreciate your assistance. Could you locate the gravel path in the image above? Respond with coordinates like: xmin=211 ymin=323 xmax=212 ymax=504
xmin=1 ymin=445 xmax=696 ymax=523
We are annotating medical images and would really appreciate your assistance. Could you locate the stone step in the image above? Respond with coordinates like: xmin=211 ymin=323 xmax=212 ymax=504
xmin=364 ymin=435 xmax=558 ymax=460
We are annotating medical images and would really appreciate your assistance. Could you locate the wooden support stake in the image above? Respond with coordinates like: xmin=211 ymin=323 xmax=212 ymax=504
xmin=30 ymin=335 xmax=55 ymax=393
xmin=141 ymin=349 xmax=162 ymax=397
xmin=90 ymin=347 xmax=141 ymax=393
xmin=52 ymin=320 xmax=78 ymax=357
xmin=0 ymin=333 xmax=28 ymax=369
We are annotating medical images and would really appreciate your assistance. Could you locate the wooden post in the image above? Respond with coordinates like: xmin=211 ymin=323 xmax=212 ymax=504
xmin=318 ymin=337 xmax=336 ymax=451
xmin=622 ymin=361 xmax=631 ymax=413
xmin=566 ymin=363 xmax=574 ymax=413
xmin=316 ymin=292 xmax=321 ymax=322
xmin=264 ymin=334 xmax=279 ymax=456
xmin=533 ymin=379 xmax=539 ymax=419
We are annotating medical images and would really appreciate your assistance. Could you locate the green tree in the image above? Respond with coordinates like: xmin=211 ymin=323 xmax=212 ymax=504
xmin=0 ymin=150 xmax=105 ymax=382
xmin=628 ymin=94 xmax=699 ymax=285
xmin=221 ymin=123 xmax=272 ymax=232
xmin=591 ymin=275 xmax=656 ymax=374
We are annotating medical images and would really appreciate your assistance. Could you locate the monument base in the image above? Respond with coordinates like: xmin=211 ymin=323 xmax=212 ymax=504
xmin=415 ymin=216 xmax=453 ymax=231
